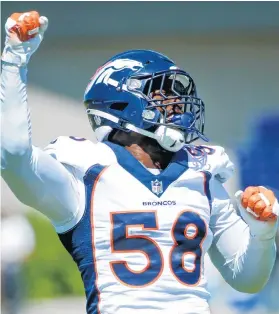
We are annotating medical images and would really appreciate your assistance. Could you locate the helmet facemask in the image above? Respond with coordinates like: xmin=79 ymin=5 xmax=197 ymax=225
xmin=126 ymin=70 xmax=207 ymax=151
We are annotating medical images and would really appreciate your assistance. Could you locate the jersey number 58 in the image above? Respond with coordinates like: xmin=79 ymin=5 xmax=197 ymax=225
xmin=110 ymin=210 xmax=207 ymax=287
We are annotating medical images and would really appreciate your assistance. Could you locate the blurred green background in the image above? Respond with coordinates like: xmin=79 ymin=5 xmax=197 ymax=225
xmin=24 ymin=212 xmax=84 ymax=300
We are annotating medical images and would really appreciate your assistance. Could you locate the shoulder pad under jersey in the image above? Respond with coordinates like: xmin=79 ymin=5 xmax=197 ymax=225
xmin=184 ymin=145 xmax=234 ymax=183
xmin=44 ymin=136 xmax=117 ymax=174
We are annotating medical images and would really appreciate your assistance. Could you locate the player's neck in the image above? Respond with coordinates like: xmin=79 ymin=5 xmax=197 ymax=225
xmin=125 ymin=144 xmax=162 ymax=169
xmin=108 ymin=129 xmax=174 ymax=169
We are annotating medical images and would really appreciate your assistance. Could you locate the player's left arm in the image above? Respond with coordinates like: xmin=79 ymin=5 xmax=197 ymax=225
xmin=208 ymin=179 xmax=278 ymax=293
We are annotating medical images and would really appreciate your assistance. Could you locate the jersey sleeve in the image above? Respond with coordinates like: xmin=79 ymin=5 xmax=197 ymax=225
xmin=208 ymin=178 xmax=277 ymax=293
xmin=43 ymin=136 xmax=94 ymax=174
xmin=1 ymin=63 xmax=81 ymax=232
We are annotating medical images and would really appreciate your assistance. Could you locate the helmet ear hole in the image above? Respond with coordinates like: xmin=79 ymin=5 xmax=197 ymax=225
xmin=110 ymin=102 xmax=128 ymax=111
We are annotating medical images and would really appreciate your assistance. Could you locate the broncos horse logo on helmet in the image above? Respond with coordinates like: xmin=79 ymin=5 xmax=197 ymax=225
xmin=84 ymin=49 xmax=208 ymax=152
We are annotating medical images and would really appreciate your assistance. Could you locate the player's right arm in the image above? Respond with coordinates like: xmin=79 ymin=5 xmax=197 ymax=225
xmin=1 ymin=12 xmax=81 ymax=233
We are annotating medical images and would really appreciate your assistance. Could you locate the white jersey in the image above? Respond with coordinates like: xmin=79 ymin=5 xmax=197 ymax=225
xmin=1 ymin=62 xmax=277 ymax=314
xmin=87 ymin=164 xmax=212 ymax=313
xmin=45 ymin=137 xmax=232 ymax=313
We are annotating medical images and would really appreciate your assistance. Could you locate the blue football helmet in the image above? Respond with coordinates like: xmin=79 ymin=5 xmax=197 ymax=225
xmin=84 ymin=49 xmax=208 ymax=152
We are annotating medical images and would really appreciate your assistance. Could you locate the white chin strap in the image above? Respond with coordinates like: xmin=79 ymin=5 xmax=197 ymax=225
xmin=87 ymin=109 xmax=185 ymax=152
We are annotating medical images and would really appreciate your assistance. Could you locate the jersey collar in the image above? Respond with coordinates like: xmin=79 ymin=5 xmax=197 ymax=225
xmin=104 ymin=141 xmax=188 ymax=197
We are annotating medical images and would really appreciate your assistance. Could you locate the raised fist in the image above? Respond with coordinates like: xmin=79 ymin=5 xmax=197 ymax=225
xmin=237 ymin=186 xmax=278 ymax=222
xmin=8 ymin=11 xmax=41 ymax=42
xmin=2 ymin=11 xmax=48 ymax=65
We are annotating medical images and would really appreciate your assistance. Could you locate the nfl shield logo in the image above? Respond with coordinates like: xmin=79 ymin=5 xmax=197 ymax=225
xmin=151 ymin=179 xmax=163 ymax=196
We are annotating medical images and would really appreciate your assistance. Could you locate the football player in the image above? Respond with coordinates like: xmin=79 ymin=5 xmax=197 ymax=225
xmin=1 ymin=11 xmax=279 ymax=314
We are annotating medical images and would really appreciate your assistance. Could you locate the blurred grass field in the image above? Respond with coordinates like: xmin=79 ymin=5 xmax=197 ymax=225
xmin=23 ymin=212 xmax=84 ymax=300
